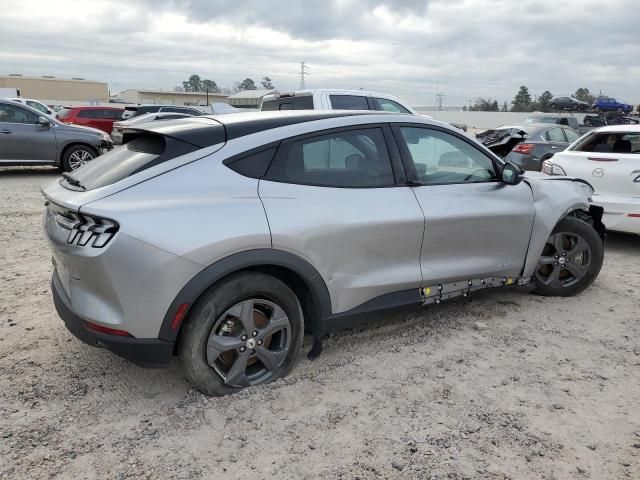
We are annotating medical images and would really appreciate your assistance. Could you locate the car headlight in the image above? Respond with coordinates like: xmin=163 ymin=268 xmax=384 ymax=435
xmin=102 ymin=133 xmax=112 ymax=142
xmin=541 ymin=160 xmax=566 ymax=176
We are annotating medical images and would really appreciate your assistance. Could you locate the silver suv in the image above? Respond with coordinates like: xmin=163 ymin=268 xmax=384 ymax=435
xmin=0 ymin=99 xmax=112 ymax=171
xmin=42 ymin=111 xmax=605 ymax=396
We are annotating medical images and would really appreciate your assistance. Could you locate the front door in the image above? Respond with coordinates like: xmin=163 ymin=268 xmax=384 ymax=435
xmin=0 ymin=103 xmax=56 ymax=163
xmin=259 ymin=125 xmax=424 ymax=314
xmin=393 ymin=125 xmax=536 ymax=285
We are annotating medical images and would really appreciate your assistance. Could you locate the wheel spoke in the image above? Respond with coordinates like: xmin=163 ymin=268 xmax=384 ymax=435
xmin=206 ymin=334 xmax=244 ymax=365
xmin=551 ymin=233 xmax=565 ymax=253
xmin=225 ymin=351 xmax=250 ymax=387
xmin=255 ymin=347 xmax=287 ymax=373
xmin=543 ymin=266 xmax=561 ymax=286
xmin=538 ymin=255 xmax=556 ymax=266
xmin=567 ymin=238 xmax=588 ymax=258
xmin=226 ymin=300 xmax=256 ymax=333
xmin=258 ymin=314 xmax=289 ymax=340
xmin=565 ymin=262 xmax=588 ymax=280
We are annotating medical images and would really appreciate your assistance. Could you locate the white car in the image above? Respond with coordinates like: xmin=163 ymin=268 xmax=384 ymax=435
xmin=10 ymin=98 xmax=54 ymax=116
xmin=542 ymin=125 xmax=640 ymax=234
xmin=261 ymin=88 xmax=417 ymax=114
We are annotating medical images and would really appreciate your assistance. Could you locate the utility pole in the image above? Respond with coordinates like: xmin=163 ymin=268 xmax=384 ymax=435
xmin=299 ymin=62 xmax=310 ymax=89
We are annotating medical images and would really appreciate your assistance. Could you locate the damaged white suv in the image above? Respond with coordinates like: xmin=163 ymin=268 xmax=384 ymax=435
xmin=42 ymin=111 xmax=605 ymax=395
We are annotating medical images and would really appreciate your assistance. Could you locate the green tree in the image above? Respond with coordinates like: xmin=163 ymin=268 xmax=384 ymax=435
xmin=202 ymin=79 xmax=219 ymax=93
xmin=182 ymin=74 xmax=202 ymax=92
xmin=511 ymin=86 xmax=532 ymax=112
xmin=574 ymin=88 xmax=595 ymax=105
xmin=238 ymin=78 xmax=257 ymax=91
xmin=261 ymin=76 xmax=274 ymax=89
xmin=470 ymin=98 xmax=499 ymax=111
xmin=501 ymin=101 xmax=509 ymax=112
xmin=538 ymin=90 xmax=553 ymax=112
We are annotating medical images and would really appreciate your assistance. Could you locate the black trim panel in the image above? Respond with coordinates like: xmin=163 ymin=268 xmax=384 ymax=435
xmin=51 ymin=271 xmax=174 ymax=368
xmin=159 ymin=249 xmax=333 ymax=342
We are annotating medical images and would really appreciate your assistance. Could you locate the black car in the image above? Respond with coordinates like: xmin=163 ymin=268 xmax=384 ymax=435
xmin=583 ymin=113 xmax=639 ymax=127
xmin=503 ymin=124 xmax=581 ymax=171
xmin=549 ymin=97 xmax=590 ymax=111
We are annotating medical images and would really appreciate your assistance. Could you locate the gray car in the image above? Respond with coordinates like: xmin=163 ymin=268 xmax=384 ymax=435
xmin=504 ymin=124 xmax=581 ymax=171
xmin=42 ymin=111 xmax=605 ymax=396
xmin=0 ymin=99 xmax=113 ymax=171
xmin=549 ymin=97 xmax=590 ymax=111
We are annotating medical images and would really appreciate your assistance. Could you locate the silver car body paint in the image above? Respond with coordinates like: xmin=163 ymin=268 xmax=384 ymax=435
xmin=42 ymin=112 xmax=595 ymax=342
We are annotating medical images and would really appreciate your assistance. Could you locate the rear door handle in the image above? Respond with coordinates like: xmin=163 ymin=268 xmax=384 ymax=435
xmin=0 ymin=129 xmax=11 ymax=134
xmin=587 ymin=157 xmax=618 ymax=162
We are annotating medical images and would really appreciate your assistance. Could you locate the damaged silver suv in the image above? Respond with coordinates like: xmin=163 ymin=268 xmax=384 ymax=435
xmin=42 ymin=111 xmax=605 ymax=396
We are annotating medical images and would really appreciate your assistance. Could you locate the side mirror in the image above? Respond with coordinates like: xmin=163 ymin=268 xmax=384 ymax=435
xmin=501 ymin=162 xmax=523 ymax=185
xmin=37 ymin=116 xmax=50 ymax=128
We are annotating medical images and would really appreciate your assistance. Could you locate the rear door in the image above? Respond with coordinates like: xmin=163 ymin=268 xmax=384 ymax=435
xmin=543 ymin=127 xmax=569 ymax=152
xmin=259 ymin=125 xmax=424 ymax=314
xmin=0 ymin=102 xmax=56 ymax=163
xmin=393 ymin=124 xmax=535 ymax=285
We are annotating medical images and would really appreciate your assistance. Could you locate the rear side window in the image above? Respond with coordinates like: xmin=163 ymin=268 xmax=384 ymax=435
xmin=102 ymin=109 xmax=123 ymax=120
xmin=265 ymin=128 xmax=395 ymax=187
xmin=224 ymin=148 xmax=277 ymax=178
xmin=62 ymin=134 xmax=199 ymax=191
xmin=329 ymin=95 xmax=369 ymax=110
xmin=564 ymin=129 xmax=580 ymax=143
xmin=261 ymin=96 xmax=314 ymax=111
xmin=77 ymin=109 xmax=98 ymax=119
xmin=373 ymin=97 xmax=410 ymax=113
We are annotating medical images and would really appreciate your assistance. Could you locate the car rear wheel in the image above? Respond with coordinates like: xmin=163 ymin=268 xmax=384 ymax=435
xmin=571 ymin=103 xmax=577 ymax=110
xmin=594 ymin=106 xmax=600 ymax=112
xmin=616 ymin=107 xmax=623 ymax=113
xmin=533 ymin=216 xmax=603 ymax=297
xmin=178 ymin=272 xmax=304 ymax=396
xmin=550 ymin=103 xmax=557 ymax=110
xmin=62 ymin=145 xmax=97 ymax=172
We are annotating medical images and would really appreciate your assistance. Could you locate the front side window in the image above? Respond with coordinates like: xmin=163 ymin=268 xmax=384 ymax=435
xmin=329 ymin=95 xmax=369 ymax=110
xmin=398 ymin=127 xmax=497 ymax=185
xmin=374 ymin=98 xmax=411 ymax=113
xmin=0 ymin=103 xmax=39 ymax=124
xmin=564 ymin=129 xmax=580 ymax=143
xmin=77 ymin=109 xmax=99 ymax=119
xmin=266 ymin=128 xmax=395 ymax=187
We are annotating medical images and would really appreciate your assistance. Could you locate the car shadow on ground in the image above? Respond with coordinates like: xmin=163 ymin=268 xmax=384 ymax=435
xmin=0 ymin=166 xmax=60 ymax=176
xmin=605 ymin=231 xmax=639 ymax=253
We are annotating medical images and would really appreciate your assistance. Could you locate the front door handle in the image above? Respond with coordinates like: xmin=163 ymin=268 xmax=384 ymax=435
xmin=551 ymin=145 xmax=558 ymax=149
xmin=0 ymin=129 xmax=11 ymax=134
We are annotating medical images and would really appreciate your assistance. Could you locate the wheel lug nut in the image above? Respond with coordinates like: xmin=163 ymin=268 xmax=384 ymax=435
xmin=562 ymin=252 xmax=567 ymax=256
xmin=257 ymin=340 xmax=263 ymax=346
xmin=252 ymin=331 xmax=258 ymax=337
xmin=239 ymin=346 xmax=246 ymax=352
xmin=241 ymin=335 xmax=247 ymax=341
xmin=554 ymin=262 xmax=558 ymax=266
xmin=554 ymin=255 xmax=559 ymax=259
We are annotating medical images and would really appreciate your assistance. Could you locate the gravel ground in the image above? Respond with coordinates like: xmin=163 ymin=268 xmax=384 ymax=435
xmin=1 ymin=167 xmax=639 ymax=480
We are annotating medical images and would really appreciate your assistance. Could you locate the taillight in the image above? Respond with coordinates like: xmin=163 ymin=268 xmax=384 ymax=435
xmin=512 ymin=143 xmax=535 ymax=154
xmin=85 ymin=321 xmax=132 ymax=337
xmin=52 ymin=208 xmax=119 ymax=248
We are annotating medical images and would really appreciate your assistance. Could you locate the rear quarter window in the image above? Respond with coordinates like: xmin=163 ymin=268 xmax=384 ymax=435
xmin=329 ymin=95 xmax=369 ymax=110
xmin=261 ymin=96 xmax=314 ymax=111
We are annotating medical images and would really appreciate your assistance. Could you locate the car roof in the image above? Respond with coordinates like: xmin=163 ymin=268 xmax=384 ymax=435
xmin=594 ymin=124 xmax=640 ymax=133
xmin=67 ymin=106 xmax=123 ymax=110
xmin=126 ymin=110 xmax=413 ymax=148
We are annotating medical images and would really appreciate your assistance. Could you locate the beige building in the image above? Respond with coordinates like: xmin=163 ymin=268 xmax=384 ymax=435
xmin=118 ymin=89 xmax=229 ymax=106
xmin=0 ymin=74 xmax=109 ymax=102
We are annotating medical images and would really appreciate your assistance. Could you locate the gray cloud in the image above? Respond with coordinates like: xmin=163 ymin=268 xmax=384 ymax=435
xmin=0 ymin=0 xmax=638 ymax=106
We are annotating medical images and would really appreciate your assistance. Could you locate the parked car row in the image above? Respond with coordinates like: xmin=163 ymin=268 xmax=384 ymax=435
xmin=549 ymin=96 xmax=634 ymax=113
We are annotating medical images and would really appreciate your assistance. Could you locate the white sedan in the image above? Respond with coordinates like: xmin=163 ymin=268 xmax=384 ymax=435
xmin=542 ymin=125 xmax=640 ymax=234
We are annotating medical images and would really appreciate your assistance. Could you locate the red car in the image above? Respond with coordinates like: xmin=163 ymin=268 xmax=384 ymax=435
xmin=57 ymin=106 xmax=124 ymax=134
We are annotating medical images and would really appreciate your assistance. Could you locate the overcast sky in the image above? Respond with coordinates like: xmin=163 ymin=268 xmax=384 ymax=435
xmin=1 ymin=0 xmax=639 ymax=106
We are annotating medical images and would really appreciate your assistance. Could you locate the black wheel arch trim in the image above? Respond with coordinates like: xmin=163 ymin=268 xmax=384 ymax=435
xmin=158 ymin=249 xmax=333 ymax=342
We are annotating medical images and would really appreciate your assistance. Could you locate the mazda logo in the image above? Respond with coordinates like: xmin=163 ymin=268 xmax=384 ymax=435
xmin=592 ymin=168 xmax=605 ymax=177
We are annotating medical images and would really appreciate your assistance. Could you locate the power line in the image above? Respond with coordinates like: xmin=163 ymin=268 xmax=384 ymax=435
xmin=299 ymin=62 xmax=310 ymax=89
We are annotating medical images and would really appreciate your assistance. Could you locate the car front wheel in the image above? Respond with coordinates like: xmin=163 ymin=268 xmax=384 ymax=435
xmin=62 ymin=145 xmax=97 ymax=172
xmin=533 ymin=216 xmax=603 ymax=297
xmin=178 ymin=272 xmax=304 ymax=396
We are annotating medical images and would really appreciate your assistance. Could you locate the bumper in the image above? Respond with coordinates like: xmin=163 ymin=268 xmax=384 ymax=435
xmin=51 ymin=271 xmax=174 ymax=368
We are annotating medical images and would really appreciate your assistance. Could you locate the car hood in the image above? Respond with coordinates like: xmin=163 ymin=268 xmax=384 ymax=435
xmin=57 ymin=122 xmax=106 ymax=137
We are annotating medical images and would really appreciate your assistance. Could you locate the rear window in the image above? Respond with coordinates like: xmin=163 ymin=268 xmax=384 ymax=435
xmin=329 ymin=95 xmax=369 ymax=110
xmin=62 ymin=134 xmax=199 ymax=191
xmin=261 ymin=96 xmax=314 ymax=111
xmin=77 ymin=109 xmax=99 ymax=119
xmin=523 ymin=116 xmax=556 ymax=124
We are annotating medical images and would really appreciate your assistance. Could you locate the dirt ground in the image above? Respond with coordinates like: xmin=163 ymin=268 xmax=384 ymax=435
xmin=1 ymin=167 xmax=638 ymax=480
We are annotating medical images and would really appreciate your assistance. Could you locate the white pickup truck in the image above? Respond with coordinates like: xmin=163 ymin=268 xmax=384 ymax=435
xmin=261 ymin=88 xmax=416 ymax=114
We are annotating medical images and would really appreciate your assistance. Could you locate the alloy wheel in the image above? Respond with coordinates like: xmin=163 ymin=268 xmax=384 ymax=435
xmin=535 ymin=231 xmax=592 ymax=288
xmin=68 ymin=149 xmax=94 ymax=170
xmin=206 ymin=299 xmax=291 ymax=387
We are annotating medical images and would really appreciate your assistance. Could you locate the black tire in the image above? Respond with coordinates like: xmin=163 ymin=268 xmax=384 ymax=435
xmin=594 ymin=106 xmax=600 ymax=112
xmin=617 ymin=107 xmax=623 ymax=113
xmin=178 ymin=272 xmax=304 ymax=396
xmin=61 ymin=144 xmax=97 ymax=172
xmin=584 ymin=119 xmax=592 ymax=126
xmin=550 ymin=103 xmax=557 ymax=110
xmin=571 ymin=103 xmax=577 ymax=110
xmin=533 ymin=216 xmax=603 ymax=297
